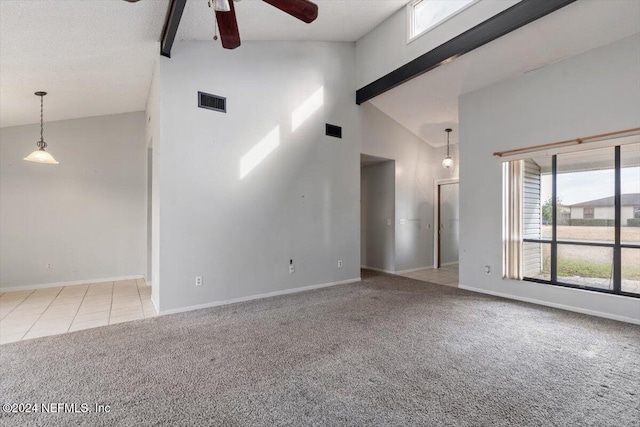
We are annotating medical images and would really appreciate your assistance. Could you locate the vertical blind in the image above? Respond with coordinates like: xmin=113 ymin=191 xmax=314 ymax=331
xmin=503 ymin=160 xmax=523 ymax=279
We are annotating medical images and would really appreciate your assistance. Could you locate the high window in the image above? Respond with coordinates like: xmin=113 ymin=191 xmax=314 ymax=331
xmin=408 ymin=0 xmax=476 ymax=41
xmin=503 ymin=141 xmax=640 ymax=297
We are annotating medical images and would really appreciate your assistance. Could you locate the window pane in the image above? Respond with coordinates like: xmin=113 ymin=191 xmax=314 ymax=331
xmin=557 ymin=147 xmax=614 ymax=242
xmin=540 ymin=172 xmax=552 ymax=239
xmin=621 ymin=248 xmax=640 ymax=294
xmin=523 ymin=241 xmax=551 ymax=280
xmin=413 ymin=0 xmax=474 ymax=37
xmin=557 ymin=244 xmax=613 ymax=290
xmin=621 ymin=143 xmax=640 ymax=245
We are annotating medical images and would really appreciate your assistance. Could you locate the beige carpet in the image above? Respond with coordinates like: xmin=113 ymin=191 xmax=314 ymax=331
xmin=1 ymin=270 xmax=638 ymax=426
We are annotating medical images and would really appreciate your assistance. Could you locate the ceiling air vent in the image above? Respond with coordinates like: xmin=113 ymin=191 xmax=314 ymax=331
xmin=326 ymin=124 xmax=342 ymax=139
xmin=198 ymin=91 xmax=226 ymax=113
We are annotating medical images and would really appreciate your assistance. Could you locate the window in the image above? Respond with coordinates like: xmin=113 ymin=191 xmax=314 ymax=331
xmin=634 ymin=207 xmax=640 ymax=219
xmin=583 ymin=207 xmax=595 ymax=219
xmin=503 ymin=142 xmax=640 ymax=298
xmin=409 ymin=0 xmax=476 ymax=41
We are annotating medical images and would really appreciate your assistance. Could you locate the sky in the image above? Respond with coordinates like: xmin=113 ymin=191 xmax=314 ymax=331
xmin=541 ymin=167 xmax=640 ymax=205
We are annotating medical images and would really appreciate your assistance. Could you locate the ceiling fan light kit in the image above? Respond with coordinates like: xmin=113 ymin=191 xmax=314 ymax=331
xmin=213 ymin=0 xmax=231 ymax=12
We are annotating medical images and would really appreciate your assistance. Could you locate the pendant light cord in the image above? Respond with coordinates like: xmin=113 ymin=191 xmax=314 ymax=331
xmin=445 ymin=128 xmax=451 ymax=157
xmin=38 ymin=94 xmax=47 ymax=149
xmin=447 ymin=131 xmax=450 ymax=157
xmin=40 ymin=95 xmax=44 ymax=143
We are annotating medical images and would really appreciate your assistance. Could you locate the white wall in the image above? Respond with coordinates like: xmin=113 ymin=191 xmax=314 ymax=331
xmin=360 ymin=103 xmax=459 ymax=272
xmin=355 ymin=0 xmax=518 ymax=88
xmin=570 ymin=207 xmax=584 ymax=219
xmin=361 ymin=160 xmax=395 ymax=271
xmin=145 ymin=60 xmax=161 ymax=308
xmin=0 ymin=112 xmax=147 ymax=289
xmin=156 ymin=41 xmax=360 ymax=312
xmin=459 ymin=34 xmax=640 ymax=323
xmin=622 ymin=207 xmax=635 ymax=224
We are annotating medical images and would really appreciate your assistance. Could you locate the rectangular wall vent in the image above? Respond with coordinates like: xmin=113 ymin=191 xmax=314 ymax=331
xmin=326 ymin=124 xmax=342 ymax=139
xmin=198 ymin=91 xmax=226 ymax=113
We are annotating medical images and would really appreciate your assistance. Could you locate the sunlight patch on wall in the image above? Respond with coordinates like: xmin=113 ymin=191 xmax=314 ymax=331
xmin=240 ymin=126 xmax=280 ymax=179
xmin=292 ymin=87 xmax=324 ymax=132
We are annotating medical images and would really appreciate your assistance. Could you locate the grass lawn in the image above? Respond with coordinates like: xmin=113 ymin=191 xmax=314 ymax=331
xmin=543 ymin=258 xmax=640 ymax=280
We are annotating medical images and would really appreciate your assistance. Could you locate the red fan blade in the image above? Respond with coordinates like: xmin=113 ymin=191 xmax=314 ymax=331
xmin=216 ymin=0 xmax=241 ymax=49
xmin=262 ymin=0 xmax=318 ymax=24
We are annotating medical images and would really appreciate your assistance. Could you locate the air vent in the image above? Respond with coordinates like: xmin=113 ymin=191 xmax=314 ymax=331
xmin=326 ymin=124 xmax=342 ymax=139
xmin=198 ymin=91 xmax=226 ymax=113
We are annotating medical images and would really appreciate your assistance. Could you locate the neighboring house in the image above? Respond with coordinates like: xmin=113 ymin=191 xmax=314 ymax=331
xmin=569 ymin=193 xmax=640 ymax=223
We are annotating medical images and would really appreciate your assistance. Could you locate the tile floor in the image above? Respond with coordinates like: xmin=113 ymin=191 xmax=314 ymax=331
xmin=0 ymin=279 xmax=155 ymax=345
xmin=399 ymin=264 xmax=459 ymax=288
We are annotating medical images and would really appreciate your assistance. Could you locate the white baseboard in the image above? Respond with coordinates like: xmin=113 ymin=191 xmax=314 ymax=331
xmin=151 ymin=293 xmax=160 ymax=314
xmin=361 ymin=265 xmax=395 ymax=274
xmin=458 ymin=284 xmax=640 ymax=325
xmin=158 ymin=277 xmax=361 ymax=316
xmin=395 ymin=266 xmax=434 ymax=274
xmin=0 ymin=275 xmax=145 ymax=292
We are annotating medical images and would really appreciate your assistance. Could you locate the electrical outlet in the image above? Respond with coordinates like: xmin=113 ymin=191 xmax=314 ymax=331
xmin=289 ymin=265 xmax=295 ymax=274
xmin=46 ymin=263 xmax=53 ymax=270
xmin=338 ymin=260 xmax=343 ymax=268
xmin=484 ymin=266 xmax=491 ymax=275
xmin=195 ymin=276 xmax=203 ymax=286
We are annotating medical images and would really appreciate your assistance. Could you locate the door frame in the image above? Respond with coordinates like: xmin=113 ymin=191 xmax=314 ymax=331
xmin=433 ymin=178 xmax=459 ymax=269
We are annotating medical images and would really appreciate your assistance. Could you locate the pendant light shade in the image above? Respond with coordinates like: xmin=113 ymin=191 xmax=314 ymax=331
xmin=24 ymin=91 xmax=59 ymax=165
xmin=24 ymin=148 xmax=59 ymax=164
xmin=442 ymin=128 xmax=453 ymax=169
xmin=214 ymin=0 xmax=231 ymax=12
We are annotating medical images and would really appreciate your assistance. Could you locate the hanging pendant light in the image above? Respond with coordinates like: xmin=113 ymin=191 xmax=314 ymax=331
xmin=23 ymin=92 xmax=59 ymax=165
xmin=442 ymin=128 xmax=453 ymax=169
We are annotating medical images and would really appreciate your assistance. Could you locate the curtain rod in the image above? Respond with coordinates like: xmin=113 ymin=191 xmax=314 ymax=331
xmin=492 ymin=127 xmax=640 ymax=158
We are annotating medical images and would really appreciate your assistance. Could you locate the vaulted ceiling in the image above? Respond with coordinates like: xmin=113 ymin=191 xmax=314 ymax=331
xmin=0 ymin=0 xmax=168 ymax=128
xmin=2 ymin=0 xmax=637 ymax=138
xmin=369 ymin=0 xmax=640 ymax=147
xmin=177 ymin=0 xmax=411 ymax=42
xmin=0 ymin=0 xmax=410 ymax=128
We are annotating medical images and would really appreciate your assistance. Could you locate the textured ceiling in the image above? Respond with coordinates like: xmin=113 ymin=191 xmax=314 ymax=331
xmin=370 ymin=0 xmax=640 ymax=147
xmin=0 ymin=0 xmax=409 ymax=128
xmin=0 ymin=0 xmax=169 ymax=128
xmin=177 ymin=0 xmax=411 ymax=42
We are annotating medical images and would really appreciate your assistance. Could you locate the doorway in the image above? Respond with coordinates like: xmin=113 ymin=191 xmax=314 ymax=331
xmin=360 ymin=154 xmax=395 ymax=273
xmin=435 ymin=180 xmax=459 ymax=269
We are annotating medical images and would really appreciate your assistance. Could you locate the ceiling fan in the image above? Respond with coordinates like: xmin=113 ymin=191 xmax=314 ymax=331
xmin=125 ymin=0 xmax=318 ymax=50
